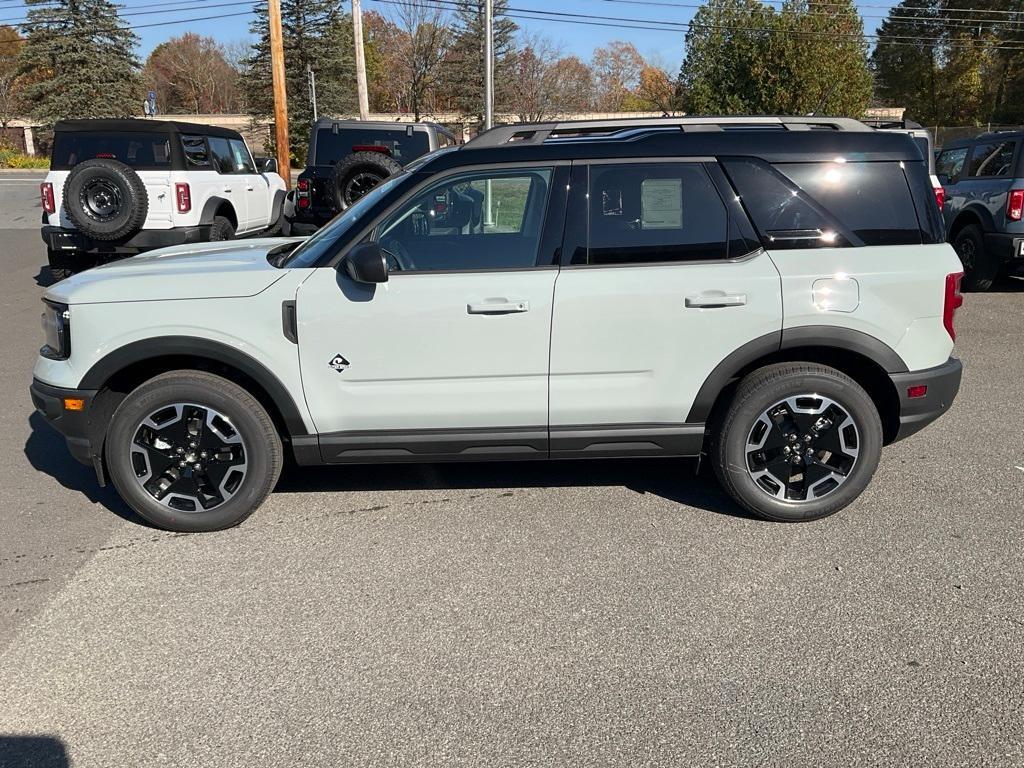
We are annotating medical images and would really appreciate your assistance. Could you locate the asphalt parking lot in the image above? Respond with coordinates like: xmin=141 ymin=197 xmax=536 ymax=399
xmin=1 ymin=170 xmax=1022 ymax=767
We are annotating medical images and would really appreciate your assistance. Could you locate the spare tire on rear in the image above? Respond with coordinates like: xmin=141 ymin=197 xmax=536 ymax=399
xmin=330 ymin=151 xmax=402 ymax=211
xmin=63 ymin=158 xmax=148 ymax=241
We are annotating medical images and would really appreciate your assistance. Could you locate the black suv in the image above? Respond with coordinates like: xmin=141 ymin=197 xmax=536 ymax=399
xmin=287 ymin=119 xmax=458 ymax=233
xmin=937 ymin=131 xmax=1024 ymax=290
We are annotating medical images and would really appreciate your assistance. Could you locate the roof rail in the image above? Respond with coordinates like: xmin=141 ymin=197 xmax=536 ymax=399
xmin=465 ymin=115 xmax=872 ymax=148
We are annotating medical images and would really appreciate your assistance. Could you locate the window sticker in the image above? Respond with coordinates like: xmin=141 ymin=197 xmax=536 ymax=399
xmin=602 ymin=188 xmax=623 ymax=216
xmin=641 ymin=178 xmax=683 ymax=229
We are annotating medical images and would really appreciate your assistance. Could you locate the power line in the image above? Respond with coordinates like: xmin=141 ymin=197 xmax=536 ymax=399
xmin=1 ymin=0 xmax=254 ymax=28
xmin=381 ymin=0 xmax=1024 ymax=52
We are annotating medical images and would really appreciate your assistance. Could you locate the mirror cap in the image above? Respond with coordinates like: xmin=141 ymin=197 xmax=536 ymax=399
xmin=344 ymin=242 xmax=388 ymax=284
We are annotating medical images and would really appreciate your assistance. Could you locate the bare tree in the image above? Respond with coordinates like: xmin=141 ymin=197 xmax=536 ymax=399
xmin=505 ymin=34 xmax=598 ymax=121
xmin=143 ymin=33 xmax=240 ymax=114
xmin=0 ymin=26 xmax=24 ymax=129
xmin=592 ymin=41 xmax=646 ymax=111
xmin=390 ymin=0 xmax=452 ymax=120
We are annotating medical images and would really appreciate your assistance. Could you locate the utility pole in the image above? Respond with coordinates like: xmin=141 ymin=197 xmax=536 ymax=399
xmin=484 ymin=0 xmax=493 ymax=130
xmin=308 ymin=64 xmax=318 ymax=122
xmin=268 ymin=0 xmax=290 ymax=183
xmin=353 ymin=0 xmax=369 ymax=120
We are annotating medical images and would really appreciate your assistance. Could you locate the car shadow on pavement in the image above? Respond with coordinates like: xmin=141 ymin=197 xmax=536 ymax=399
xmin=24 ymin=412 xmax=150 ymax=526
xmin=275 ymin=456 xmax=758 ymax=521
xmin=34 ymin=265 xmax=57 ymax=288
xmin=988 ymin=275 xmax=1024 ymax=293
xmin=0 ymin=735 xmax=69 ymax=768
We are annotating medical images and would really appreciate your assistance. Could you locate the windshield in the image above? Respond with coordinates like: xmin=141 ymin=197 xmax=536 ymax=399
xmin=283 ymin=172 xmax=408 ymax=268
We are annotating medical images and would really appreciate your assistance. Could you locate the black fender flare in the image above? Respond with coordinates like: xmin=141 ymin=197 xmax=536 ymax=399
xmin=685 ymin=326 xmax=907 ymax=423
xmin=79 ymin=336 xmax=310 ymax=437
xmin=271 ymin=189 xmax=286 ymax=224
xmin=949 ymin=203 xmax=995 ymax=237
xmin=199 ymin=196 xmax=236 ymax=227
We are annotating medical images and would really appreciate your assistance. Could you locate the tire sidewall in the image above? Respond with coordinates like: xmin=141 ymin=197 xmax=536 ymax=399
xmin=720 ymin=371 xmax=882 ymax=522
xmin=209 ymin=216 xmax=235 ymax=241
xmin=106 ymin=375 xmax=279 ymax=532
xmin=330 ymin=152 xmax=402 ymax=210
xmin=63 ymin=159 xmax=148 ymax=241
xmin=954 ymin=224 xmax=996 ymax=291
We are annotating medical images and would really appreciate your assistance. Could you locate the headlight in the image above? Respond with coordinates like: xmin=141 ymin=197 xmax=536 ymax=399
xmin=40 ymin=300 xmax=71 ymax=360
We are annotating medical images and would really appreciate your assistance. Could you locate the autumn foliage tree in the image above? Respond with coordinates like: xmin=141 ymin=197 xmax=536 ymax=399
xmin=0 ymin=26 xmax=24 ymax=128
xmin=143 ymin=33 xmax=240 ymax=114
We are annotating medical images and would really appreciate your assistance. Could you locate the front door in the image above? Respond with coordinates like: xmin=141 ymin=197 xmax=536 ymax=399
xmin=296 ymin=164 xmax=565 ymax=462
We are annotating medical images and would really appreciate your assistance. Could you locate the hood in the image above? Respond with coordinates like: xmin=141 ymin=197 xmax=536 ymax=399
xmin=46 ymin=238 xmax=305 ymax=305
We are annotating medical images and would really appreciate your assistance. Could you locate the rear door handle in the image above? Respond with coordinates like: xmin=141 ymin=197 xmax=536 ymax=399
xmin=685 ymin=292 xmax=747 ymax=308
xmin=467 ymin=298 xmax=529 ymax=314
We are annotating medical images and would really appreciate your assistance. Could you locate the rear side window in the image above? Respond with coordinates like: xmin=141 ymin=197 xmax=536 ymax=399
xmin=936 ymin=147 xmax=967 ymax=180
xmin=51 ymin=132 xmax=172 ymax=170
xmin=722 ymin=159 xmax=848 ymax=249
xmin=778 ymin=162 xmax=923 ymax=246
xmin=181 ymin=135 xmax=210 ymax=168
xmin=314 ymin=127 xmax=430 ymax=166
xmin=576 ymin=163 xmax=729 ymax=265
xmin=967 ymin=140 xmax=1017 ymax=177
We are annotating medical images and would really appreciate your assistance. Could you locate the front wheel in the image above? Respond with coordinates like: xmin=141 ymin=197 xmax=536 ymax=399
xmin=711 ymin=363 xmax=883 ymax=522
xmin=105 ymin=371 xmax=282 ymax=532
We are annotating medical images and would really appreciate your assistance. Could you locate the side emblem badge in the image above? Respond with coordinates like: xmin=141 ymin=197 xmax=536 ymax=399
xmin=329 ymin=354 xmax=350 ymax=373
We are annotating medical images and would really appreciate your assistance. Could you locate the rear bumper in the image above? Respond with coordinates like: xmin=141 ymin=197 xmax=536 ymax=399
xmin=29 ymin=378 xmax=104 ymax=482
xmin=41 ymin=225 xmax=211 ymax=256
xmin=982 ymin=232 xmax=1024 ymax=264
xmin=889 ymin=357 xmax=962 ymax=442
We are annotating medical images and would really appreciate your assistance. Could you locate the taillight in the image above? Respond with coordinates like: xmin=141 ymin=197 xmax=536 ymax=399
xmin=943 ymin=271 xmax=964 ymax=342
xmin=1007 ymin=189 xmax=1024 ymax=221
xmin=297 ymin=197 xmax=310 ymax=209
xmin=175 ymin=182 xmax=191 ymax=213
xmin=40 ymin=182 xmax=55 ymax=214
xmin=934 ymin=185 xmax=945 ymax=211
xmin=297 ymin=178 xmax=310 ymax=194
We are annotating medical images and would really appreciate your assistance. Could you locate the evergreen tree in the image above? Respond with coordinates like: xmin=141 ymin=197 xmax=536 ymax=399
xmin=870 ymin=0 xmax=943 ymax=124
xmin=17 ymin=0 xmax=141 ymax=124
xmin=680 ymin=0 xmax=871 ymax=117
xmin=242 ymin=0 xmax=357 ymax=165
xmin=442 ymin=0 xmax=518 ymax=124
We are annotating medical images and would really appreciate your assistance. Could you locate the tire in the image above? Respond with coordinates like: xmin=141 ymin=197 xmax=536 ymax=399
xmin=105 ymin=371 xmax=282 ymax=533
xmin=710 ymin=363 xmax=883 ymax=522
xmin=953 ymin=224 xmax=997 ymax=292
xmin=330 ymin=151 xmax=402 ymax=211
xmin=209 ymin=215 xmax=235 ymax=241
xmin=48 ymin=267 xmax=73 ymax=282
xmin=62 ymin=159 xmax=148 ymax=241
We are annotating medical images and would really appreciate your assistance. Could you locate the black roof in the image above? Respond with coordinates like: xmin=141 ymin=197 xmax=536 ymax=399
xmin=53 ymin=118 xmax=243 ymax=140
xmin=418 ymin=123 xmax=926 ymax=175
xmin=311 ymin=117 xmax=455 ymax=138
xmin=941 ymin=130 xmax=1024 ymax=149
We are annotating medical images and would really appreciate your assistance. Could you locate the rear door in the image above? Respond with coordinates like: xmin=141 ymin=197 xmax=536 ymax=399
xmin=548 ymin=160 xmax=783 ymax=455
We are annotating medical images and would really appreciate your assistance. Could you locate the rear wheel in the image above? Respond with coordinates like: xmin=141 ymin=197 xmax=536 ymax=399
xmin=953 ymin=223 xmax=997 ymax=292
xmin=711 ymin=363 xmax=883 ymax=522
xmin=209 ymin=215 xmax=235 ymax=241
xmin=105 ymin=371 xmax=282 ymax=532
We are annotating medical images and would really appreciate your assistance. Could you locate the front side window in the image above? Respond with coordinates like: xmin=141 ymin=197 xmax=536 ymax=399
xmin=577 ymin=163 xmax=729 ymax=265
xmin=229 ymin=139 xmax=256 ymax=173
xmin=375 ymin=168 xmax=552 ymax=272
xmin=936 ymin=147 xmax=967 ymax=180
xmin=967 ymin=140 xmax=1016 ymax=177
xmin=208 ymin=137 xmax=235 ymax=174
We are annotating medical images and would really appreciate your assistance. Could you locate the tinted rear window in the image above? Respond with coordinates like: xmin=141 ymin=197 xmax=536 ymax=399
xmin=967 ymin=140 xmax=1017 ymax=177
xmin=51 ymin=132 xmax=172 ymax=170
xmin=724 ymin=158 xmax=928 ymax=248
xmin=313 ymin=127 xmax=430 ymax=166
xmin=777 ymin=162 xmax=923 ymax=246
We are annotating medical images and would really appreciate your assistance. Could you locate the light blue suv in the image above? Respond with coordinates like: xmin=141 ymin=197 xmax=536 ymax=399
xmin=937 ymin=131 xmax=1024 ymax=291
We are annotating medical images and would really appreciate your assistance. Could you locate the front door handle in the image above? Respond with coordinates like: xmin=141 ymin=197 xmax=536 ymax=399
xmin=223 ymin=187 xmax=232 ymax=193
xmin=685 ymin=292 xmax=747 ymax=309
xmin=467 ymin=298 xmax=530 ymax=314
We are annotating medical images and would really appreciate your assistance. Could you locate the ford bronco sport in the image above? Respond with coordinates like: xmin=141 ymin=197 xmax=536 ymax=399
xmin=40 ymin=119 xmax=288 ymax=280
xmin=31 ymin=116 xmax=964 ymax=532
xmin=936 ymin=130 xmax=1024 ymax=291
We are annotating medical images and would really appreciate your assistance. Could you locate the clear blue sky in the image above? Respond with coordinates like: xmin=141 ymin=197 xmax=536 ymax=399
xmin=39 ymin=0 xmax=898 ymax=66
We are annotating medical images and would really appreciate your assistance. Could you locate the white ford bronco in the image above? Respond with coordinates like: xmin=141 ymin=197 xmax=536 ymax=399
xmin=40 ymin=119 xmax=288 ymax=280
xmin=31 ymin=116 xmax=964 ymax=532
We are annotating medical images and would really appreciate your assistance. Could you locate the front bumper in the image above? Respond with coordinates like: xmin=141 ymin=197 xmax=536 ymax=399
xmin=889 ymin=357 xmax=963 ymax=442
xmin=30 ymin=378 xmax=104 ymax=483
xmin=41 ymin=225 xmax=212 ymax=257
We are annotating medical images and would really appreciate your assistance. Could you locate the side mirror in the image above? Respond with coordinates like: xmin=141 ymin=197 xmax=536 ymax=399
xmin=255 ymin=156 xmax=278 ymax=174
xmin=343 ymin=242 xmax=388 ymax=284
